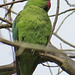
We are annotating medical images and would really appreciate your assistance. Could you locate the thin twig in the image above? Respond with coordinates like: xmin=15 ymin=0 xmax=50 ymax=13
xmin=57 ymin=70 xmax=63 ymax=75
xmin=62 ymin=49 xmax=75 ymax=51
xmin=0 ymin=0 xmax=26 ymax=7
xmin=4 ymin=5 xmax=13 ymax=20
xmin=0 ymin=17 xmax=12 ymax=25
xmin=42 ymin=63 xmax=58 ymax=67
xmin=52 ymin=0 xmax=60 ymax=33
xmin=49 ymin=0 xmax=60 ymax=41
xmin=57 ymin=67 xmax=61 ymax=75
xmin=3 ymin=6 xmax=18 ymax=15
xmin=0 ymin=23 xmax=11 ymax=29
xmin=55 ymin=11 xmax=75 ymax=33
xmin=49 ymin=8 xmax=75 ymax=17
xmin=65 ymin=0 xmax=75 ymax=7
xmin=53 ymin=33 xmax=75 ymax=48
xmin=46 ymin=62 xmax=53 ymax=75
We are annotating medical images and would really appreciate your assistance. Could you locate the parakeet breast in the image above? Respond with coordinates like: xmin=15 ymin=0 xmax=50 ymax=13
xmin=17 ymin=5 xmax=52 ymax=45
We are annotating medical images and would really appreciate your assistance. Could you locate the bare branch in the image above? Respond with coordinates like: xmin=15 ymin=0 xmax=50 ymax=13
xmin=53 ymin=33 xmax=75 ymax=48
xmin=49 ymin=0 xmax=60 ymax=41
xmin=3 ymin=6 xmax=18 ymax=15
xmin=42 ymin=63 xmax=58 ymax=67
xmin=49 ymin=8 xmax=75 ymax=17
xmin=0 ymin=62 xmax=16 ymax=75
xmin=57 ymin=70 xmax=63 ymax=75
xmin=4 ymin=5 xmax=12 ymax=20
xmin=55 ymin=11 xmax=75 ymax=33
xmin=65 ymin=0 xmax=75 ymax=7
xmin=52 ymin=0 xmax=60 ymax=33
xmin=62 ymin=49 xmax=75 ymax=51
xmin=49 ymin=0 xmax=60 ymax=40
xmin=0 ymin=38 xmax=75 ymax=75
xmin=0 ymin=0 xmax=26 ymax=7
xmin=46 ymin=62 xmax=53 ymax=75
xmin=0 ymin=17 xmax=12 ymax=25
xmin=40 ymin=53 xmax=63 ymax=64
xmin=0 ymin=23 xmax=11 ymax=29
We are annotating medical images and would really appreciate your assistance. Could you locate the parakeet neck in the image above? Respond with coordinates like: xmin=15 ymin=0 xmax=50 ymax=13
xmin=25 ymin=0 xmax=51 ymax=12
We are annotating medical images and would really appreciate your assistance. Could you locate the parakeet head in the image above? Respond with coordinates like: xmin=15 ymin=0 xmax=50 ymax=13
xmin=27 ymin=0 xmax=51 ymax=11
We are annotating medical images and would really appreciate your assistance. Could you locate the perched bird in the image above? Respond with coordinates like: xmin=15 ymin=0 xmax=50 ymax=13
xmin=12 ymin=0 xmax=52 ymax=75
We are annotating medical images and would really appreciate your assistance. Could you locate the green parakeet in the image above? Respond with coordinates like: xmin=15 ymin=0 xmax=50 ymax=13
xmin=12 ymin=0 xmax=52 ymax=75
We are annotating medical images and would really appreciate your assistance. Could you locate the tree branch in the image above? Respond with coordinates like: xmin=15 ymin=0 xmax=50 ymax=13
xmin=0 ymin=38 xmax=75 ymax=75
xmin=49 ymin=0 xmax=60 ymax=40
xmin=0 ymin=63 xmax=16 ymax=75
xmin=0 ymin=23 xmax=11 ymax=29
xmin=0 ymin=0 xmax=26 ymax=7
xmin=53 ymin=33 xmax=75 ymax=48
xmin=52 ymin=0 xmax=60 ymax=33
xmin=42 ymin=63 xmax=58 ymax=67
xmin=55 ymin=11 xmax=75 ymax=33
xmin=0 ymin=17 xmax=12 ymax=25
xmin=3 ymin=7 xmax=18 ymax=15
xmin=49 ymin=8 xmax=75 ymax=17
xmin=65 ymin=0 xmax=75 ymax=7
